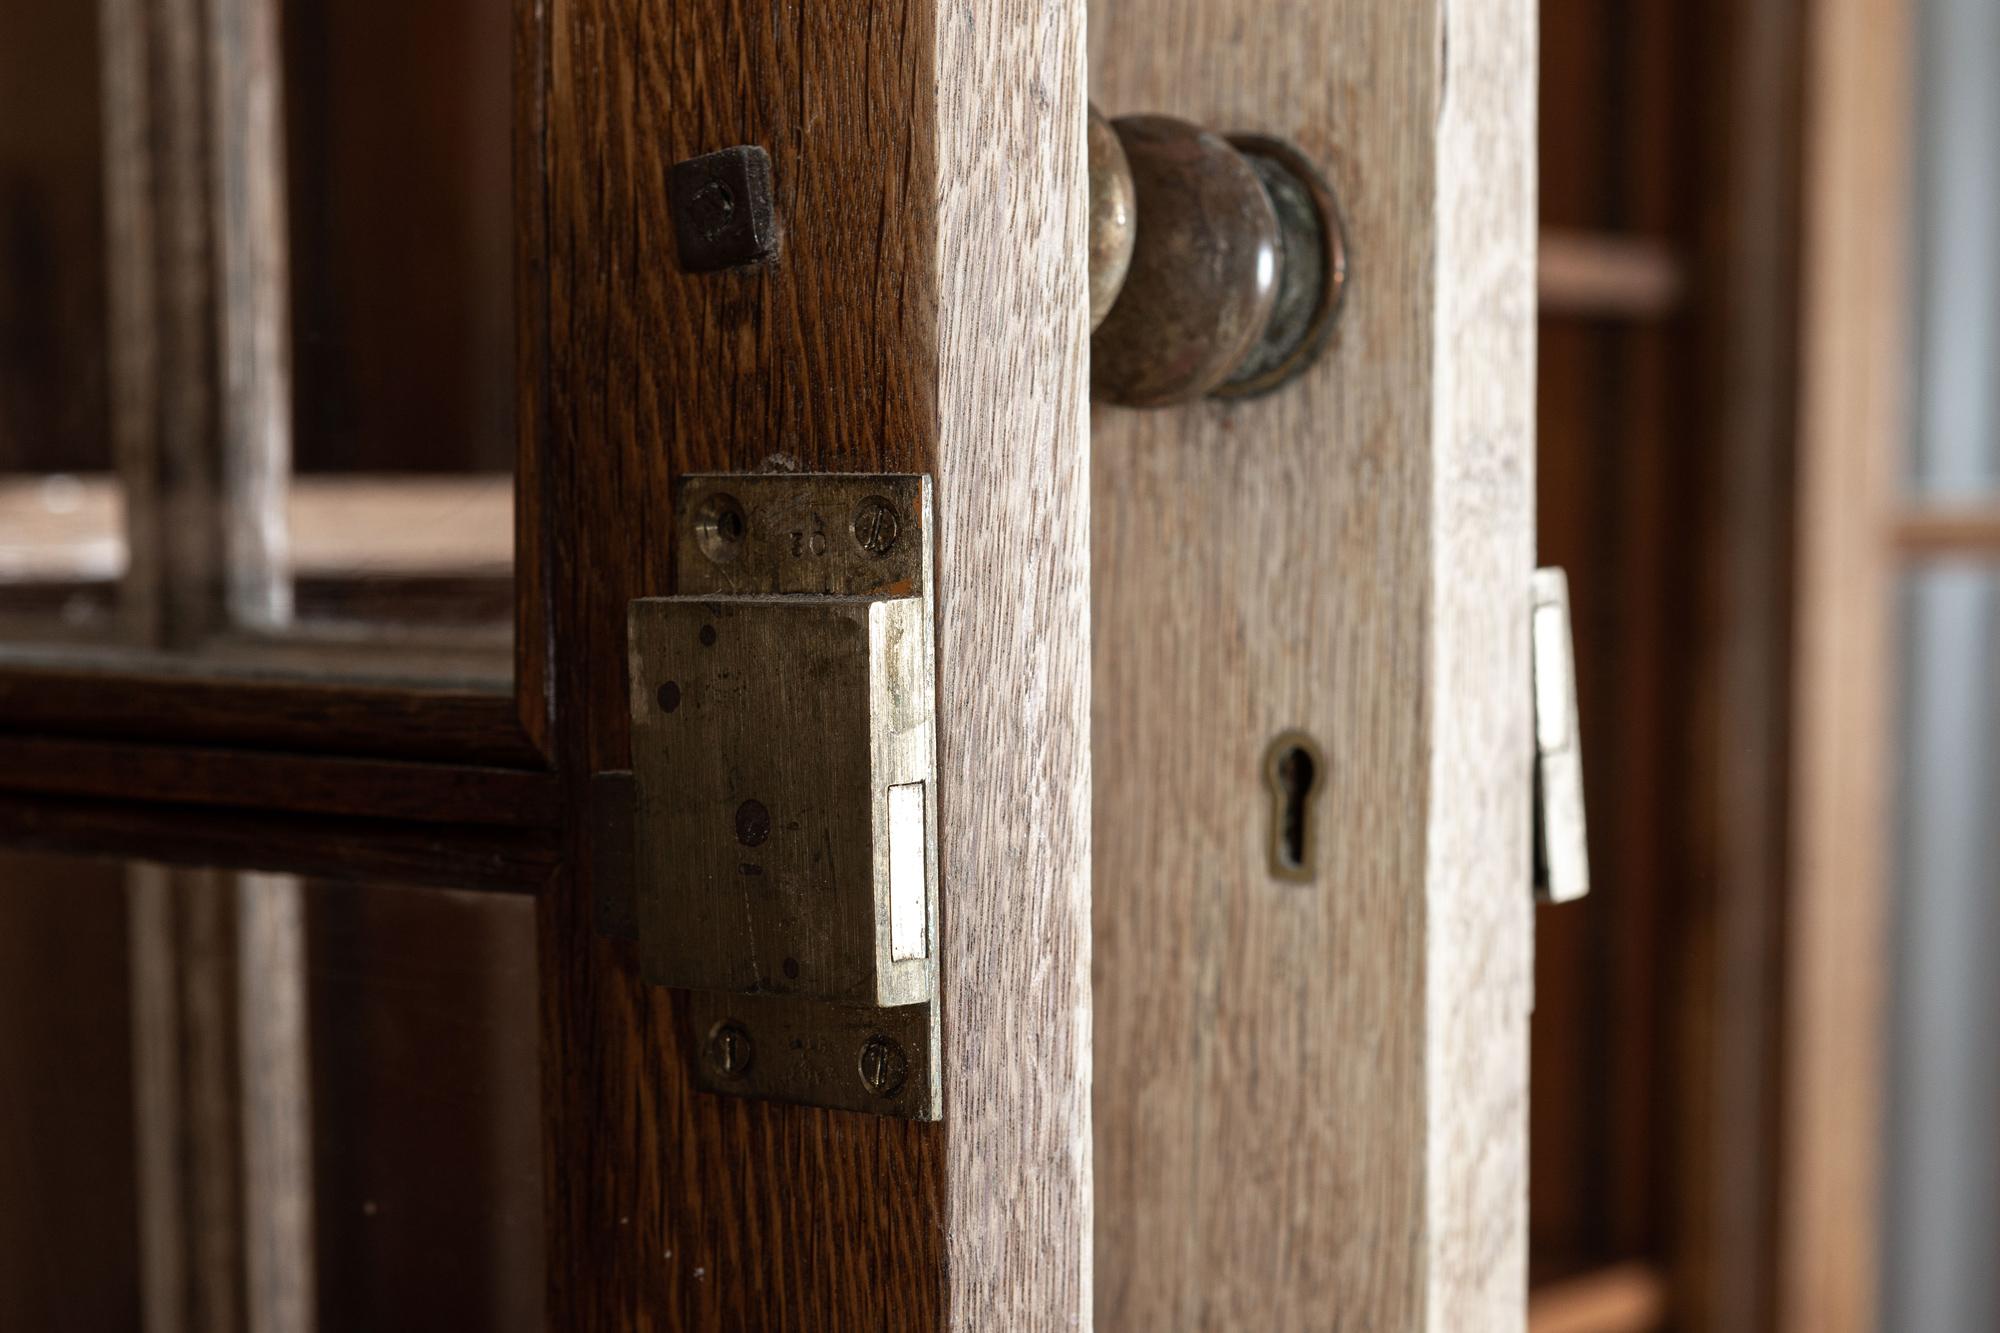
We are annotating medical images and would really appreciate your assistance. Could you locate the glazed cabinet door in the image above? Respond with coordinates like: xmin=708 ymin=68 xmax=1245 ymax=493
xmin=536 ymin=0 xmax=1534 ymax=1327
xmin=0 ymin=0 xmax=1530 ymax=1324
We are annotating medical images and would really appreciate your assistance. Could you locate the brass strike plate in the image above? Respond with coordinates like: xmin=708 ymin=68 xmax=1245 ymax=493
xmin=626 ymin=474 xmax=941 ymax=1120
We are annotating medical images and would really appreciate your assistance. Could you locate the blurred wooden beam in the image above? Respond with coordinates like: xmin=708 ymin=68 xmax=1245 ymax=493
xmin=1540 ymin=230 xmax=1688 ymax=320
xmin=1529 ymin=1263 xmax=1670 ymax=1333
xmin=1893 ymin=502 xmax=2000 ymax=554
xmin=0 ymin=474 xmax=512 ymax=581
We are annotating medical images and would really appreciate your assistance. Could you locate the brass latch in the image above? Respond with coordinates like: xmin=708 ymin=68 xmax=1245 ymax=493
xmin=596 ymin=474 xmax=941 ymax=1120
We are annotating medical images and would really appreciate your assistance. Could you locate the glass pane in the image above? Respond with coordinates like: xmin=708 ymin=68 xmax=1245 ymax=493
xmin=0 ymin=5 xmax=122 ymax=637
xmin=1908 ymin=0 xmax=2000 ymax=496
xmin=305 ymin=877 xmax=541 ymax=1331
xmin=1883 ymin=565 xmax=2000 ymax=1332
xmin=0 ymin=852 xmax=541 ymax=1331
xmin=0 ymin=1 xmax=514 ymax=686
xmin=0 ymin=855 xmax=138 ymax=1329
xmin=280 ymin=0 xmax=515 ymax=654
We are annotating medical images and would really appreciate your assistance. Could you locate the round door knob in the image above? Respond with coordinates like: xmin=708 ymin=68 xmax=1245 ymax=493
xmin=1089 ymin=109 xmax=1346 ymax=406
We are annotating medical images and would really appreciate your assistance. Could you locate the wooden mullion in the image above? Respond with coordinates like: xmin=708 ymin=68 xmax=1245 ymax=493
xmin=0 ymin=795 xmax=559 ymax=893
xmin=511 ymin=0 xmax=554 ymax=759
xmin=130 ymin=867 xmax=250 ymax=1333
xmin=208 ymin=0 xmax=293 ymax=632
xmin=0 ymin=737 xmax=559 ymax=826
xmin=1893 ymin=503 xmax=2000 ymax=554
xmin=0 ymin=669 xmax=539 ymax=767
xmin=1539 ymin=230 xmax=1688 ymax=321
xmin=1781 ymin=0 xmax=1908 ymax=1321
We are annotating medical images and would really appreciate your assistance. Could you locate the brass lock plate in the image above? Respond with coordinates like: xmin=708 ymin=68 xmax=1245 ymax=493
xmin=626 ymin=474 xmax=940 ymax=1120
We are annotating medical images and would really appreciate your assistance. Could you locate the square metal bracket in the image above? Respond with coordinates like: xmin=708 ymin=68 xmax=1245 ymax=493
xmin=623 ymin=474 xmax=940 ymax=1120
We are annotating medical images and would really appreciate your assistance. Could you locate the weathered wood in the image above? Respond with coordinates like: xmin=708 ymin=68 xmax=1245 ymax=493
xmin=1091 ymin=0 xmax=1536 ymax=1327
xmin=537 ymin=0 xmax=1089 ymax=1327
xmin=935 ymin=7 xmax=1093 ymax=1320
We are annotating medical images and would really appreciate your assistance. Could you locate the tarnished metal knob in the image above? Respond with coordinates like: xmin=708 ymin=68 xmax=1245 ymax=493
xmin=1089 ymin=108 xmax=1346 ymax=406
xmin=1088 ymin=108 xmax=1138 ymax=330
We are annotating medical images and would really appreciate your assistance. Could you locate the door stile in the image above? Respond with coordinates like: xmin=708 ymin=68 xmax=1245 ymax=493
xmin=1089 ymin=0 xmax=1536 ymax=1327
xmin=538 ymin=2 xmax=1090 ymax=1328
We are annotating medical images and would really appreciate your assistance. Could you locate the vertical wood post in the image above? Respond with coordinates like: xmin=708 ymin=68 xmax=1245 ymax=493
xmin=1090 ymin=0 xmax=1537 ymax=1325
xmin=537 ymin=2 xmax=1090 ymax=1326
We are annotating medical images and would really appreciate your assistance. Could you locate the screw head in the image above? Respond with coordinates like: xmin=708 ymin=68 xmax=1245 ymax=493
xmin=706 ymin=1021 xmax=753 ymax=1080
xmin=850 ymin=497 xmax=901 ymax=557
xmin=857 ymin=1034 xmax=909 ymax=1098
xmin=691 ymin=492 xmax=747 ymax=565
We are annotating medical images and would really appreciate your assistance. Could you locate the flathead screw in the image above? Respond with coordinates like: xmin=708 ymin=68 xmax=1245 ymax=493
xmin=850 ymin=497 xmax=901 ymax=557
xmin=858 ymin=1034 xmax=909 ymax=1098
xmin=706 ymin=1021 xmax=753 ymax=1080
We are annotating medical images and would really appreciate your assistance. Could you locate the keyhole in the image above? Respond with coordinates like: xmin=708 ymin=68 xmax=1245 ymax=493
xmin=1265 ymin=731 xmax=1324 ymax=881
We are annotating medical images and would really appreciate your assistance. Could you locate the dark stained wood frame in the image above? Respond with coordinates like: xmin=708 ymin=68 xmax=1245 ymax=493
xmin=530 ymin=0 xmax=1095 ymax=1321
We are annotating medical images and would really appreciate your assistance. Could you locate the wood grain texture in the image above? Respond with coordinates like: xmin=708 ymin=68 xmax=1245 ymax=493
xmin=1090 ymin=0 xmax=1536 ymax=1327
xmin=936 ymin=3 xmax=1092 ymax=1323
xmin=1781 ymin=0 xmax=1907 ymax=1323
xmin=537 ymin=1 xmax=1088 ymax=1327
xmin=1427 ymin=3 xmax=1539 ymax=1325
